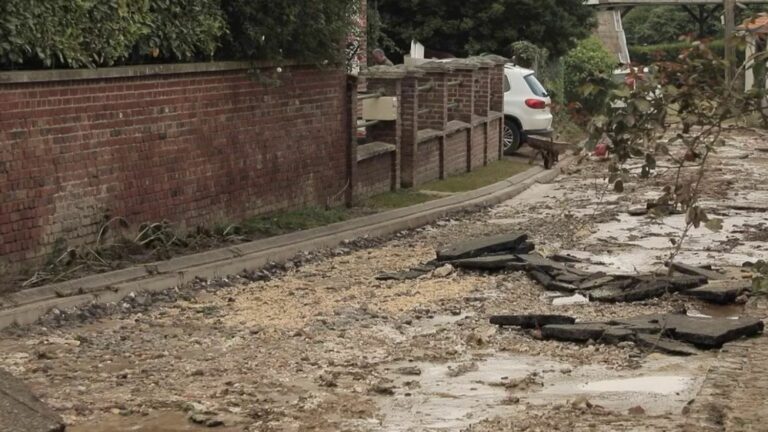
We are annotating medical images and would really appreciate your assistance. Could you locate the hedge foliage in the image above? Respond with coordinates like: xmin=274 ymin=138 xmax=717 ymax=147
xmin=0 ymin=0 xmax=356 ymax=70
xmin=628 ymin=40 xmax=725 ymax=64
xmin=563 ymin=36 xmax=617 ymax=110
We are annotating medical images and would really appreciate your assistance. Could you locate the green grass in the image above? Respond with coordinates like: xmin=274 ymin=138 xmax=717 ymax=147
xmin=241 ymin=207 xmax=350 ymax=236
xmin=362 ymin=190 xmax=437 ymax=210
xmin=420 ymin=159 xmax=532 ymax=193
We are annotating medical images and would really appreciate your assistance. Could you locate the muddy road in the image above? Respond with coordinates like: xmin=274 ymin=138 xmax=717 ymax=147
xmin=2 ymin=128 xmax=767 ymax=431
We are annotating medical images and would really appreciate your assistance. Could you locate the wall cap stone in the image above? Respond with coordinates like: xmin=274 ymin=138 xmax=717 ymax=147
xmin=360 ymin=66 xmax=407 ymax=79
xmin=0 ymin=60 xmax=306 ymax=84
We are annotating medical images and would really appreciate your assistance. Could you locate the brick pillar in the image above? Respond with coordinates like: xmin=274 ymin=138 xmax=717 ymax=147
xmin=346 ymin=75 xmax=359 ymax=206
xmin=400 ymin=68 xmax=424 ymax=188
xmin=470 ymin=57 xmax=495 ymax=166
xmin=360 ymin=67 xmax=407 ymax=192
xmin=447 ymin=62 xmax=477 ymax=124
xmin=484 ymin=55 xmax=509 ymax=161
xmin=417 ymin=62 xmax=450 ymax=178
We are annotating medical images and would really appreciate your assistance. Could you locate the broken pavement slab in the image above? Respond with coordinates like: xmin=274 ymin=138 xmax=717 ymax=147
xmin=0 ymin=369 xmax=65 ymax=432
xmin=436 ymin=232 xmax=529 ymax=261
xmin=683 ymin=279 xmax=752 ymax=305
xmin=666 ymin=262 xmax=727 ymax=280
xmin=490 ymin=314 xmax=575 ymax=329
xmin=450 ymin=254 xmax=526 ymax=271
xmin=618 ymin=314 xmax=765 ymax=349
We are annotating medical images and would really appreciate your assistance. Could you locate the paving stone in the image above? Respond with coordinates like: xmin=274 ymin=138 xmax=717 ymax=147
xmin=0 ymin=369 xmax=65 ymax=432
xmin=515 ymin=254 xmax=568 ymax=271
xmin=490 ymin=314 xmax=576 ymax=328
xmin=577 ymin=274 xmax=613 ymax=290
xmin=436 ymin=232 xmax=529 ymax=261
xmin=683 ymin=280 xmax=752 ymax=304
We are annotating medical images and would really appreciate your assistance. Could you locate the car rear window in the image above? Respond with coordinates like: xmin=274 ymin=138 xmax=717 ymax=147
xmin=524 ymin=73 xmax=547 ymax=97
xmin=503 ymin=75 xmax=511 ymax=92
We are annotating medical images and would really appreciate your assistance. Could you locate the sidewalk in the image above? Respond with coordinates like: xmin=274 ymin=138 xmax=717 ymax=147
xmin=0 ymin=156 xmax=570 ymax=330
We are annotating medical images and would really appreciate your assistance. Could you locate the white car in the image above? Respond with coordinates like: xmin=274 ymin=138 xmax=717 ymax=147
xmin=503 ymin=64 xmax=553 ymax=153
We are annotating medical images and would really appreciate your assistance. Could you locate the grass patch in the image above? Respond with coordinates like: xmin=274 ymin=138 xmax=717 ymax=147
xmin=362 ymin=190 xmax=437 ymax=210
xmin=241 ymin=207 xmax=350 ymax=236
xmin=420 ymin=159 xmax=531 ymax=193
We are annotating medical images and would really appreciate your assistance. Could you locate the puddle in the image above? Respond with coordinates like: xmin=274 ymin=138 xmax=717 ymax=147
xmin=376 ymin=351 xmax=710 ymax=430
xmin=579 ymin=376 xmax=693 ymax=395
xmin=69 ymin=411 xmax=243 ymax=432
xmin=687 ymin=303 xmax=745 ymax=319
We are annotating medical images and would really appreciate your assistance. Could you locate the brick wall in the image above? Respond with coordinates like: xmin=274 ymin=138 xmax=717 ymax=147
xmin=415 ymin=138 xmax=441 ymax=185
xmin=488 ymin=117 xmax=502 ymax=162
xmin=471 ymin=125 xmax=486 ymax=170
xmin=355 ymin=153 xmax=393 ymax=197
xmin=444 ymin=129 xmax=468 ymax=176
xmin=0 ymin=64 xmax=349 ymax=269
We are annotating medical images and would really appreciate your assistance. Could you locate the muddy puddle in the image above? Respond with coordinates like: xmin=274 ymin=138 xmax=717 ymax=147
xmin=69 ymin=411 xmax=243 ymax=432
xmin=375 ymin=351 xmax=711 ymax=431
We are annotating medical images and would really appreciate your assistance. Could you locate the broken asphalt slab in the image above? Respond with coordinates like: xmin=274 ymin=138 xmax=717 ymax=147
xmin=683 ymin=280 xmax=752 ymax=305
xmin=436 ymin=233 xmax=530 ymax=261
xmin=0 ymin=369 xmax=65 ymax=432
xmin=497 ymin=313 xmax=764 ymax=353
xmin=489 ymin=314 xmax=576 ymax=328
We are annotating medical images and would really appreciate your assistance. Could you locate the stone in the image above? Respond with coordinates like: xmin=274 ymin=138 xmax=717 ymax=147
xmin=450 ymin=254 xmax=523 ymax=271
xmin=396 ymin=366 xmax=422 ymax=376
xmin=666 ymin=262 xmax=726 ymax=280
xmin=577 ymin=275 xmax=614 ymax=290
xmin=683 ymin=280 xmax=752 ymax=304
xmin=516 ymin=254 xmax=567 ymax=272
xmin=550 ymin=254 xmax=584 ymax=263
xmin=432 ymin=264 xmax=455 ymax=278
xmin=436 ymin=233 xmax=529 ymax=261
xmin=490 ymin=314 xmax=576 ymax=329
xmin=628 ymin=406 xmax=646 ymax=415
xmin=0 ymin=369 xmax=65 ymax=432
xmin=628 ymin=207 xmax=649 ymax=216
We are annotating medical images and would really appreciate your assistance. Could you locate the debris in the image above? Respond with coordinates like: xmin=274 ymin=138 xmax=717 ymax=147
xmin=432 ymin=264 xmax=455 ymax=278
xmin=628 ymin=405 xmax=646 ymax=415
xmin=628 ymin=207 xmax=649 ymax=216
xmin=450 ymin=255 xmax=526 ymax=271
xmin=375 ymin=269 xmax=430 ymax=281
xmin=535 ymin=313 xmax=763 ymax=353
xmin=0 ymin=369 xmax=65 ymax=432
xmin=552 ymin=294 xmax=589 ymax=306
xmin=490 ymin=314 xmax=576 ymax=329
xmin=436 ymin=233 xmax=529 ymax=261
xmin=666 ymin=262 xmax=727 ymax=280
xmin=683 ymin=280 xmax=751 ymax=304
xmin=396 ymin=366 xmax=422 ymax=376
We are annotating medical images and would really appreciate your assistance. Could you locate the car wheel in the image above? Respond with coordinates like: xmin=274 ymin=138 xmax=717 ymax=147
xmin=503 ymin=119 xmax=522 ymax=154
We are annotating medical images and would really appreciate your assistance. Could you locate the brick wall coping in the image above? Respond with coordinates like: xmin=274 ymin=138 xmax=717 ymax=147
xmin=0 ymin=60 xmax=303 ymax=84
xmin=357 ymin=141 xmax=396 ymax=162
xmin=416 ymin=128 xmax=443 ymax=144
xmin=446 ymin=120 xmax=471 ymax=134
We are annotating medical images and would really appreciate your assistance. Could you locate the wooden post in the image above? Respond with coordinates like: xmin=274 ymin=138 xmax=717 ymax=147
xmin=724 ymin=0 xmax=737 ymax=83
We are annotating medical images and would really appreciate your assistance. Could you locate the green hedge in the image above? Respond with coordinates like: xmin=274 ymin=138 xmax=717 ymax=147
xmin=563 ymin=37 xmax=617 ymax=111
xmin=0 ymin=0 xmax=356 ymax=70
xmin=629 ymin=40 xmax=726 ymax=64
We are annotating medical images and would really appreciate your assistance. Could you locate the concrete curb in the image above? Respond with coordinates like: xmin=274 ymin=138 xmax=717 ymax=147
xmin=0 ymin=158 xmax=573 ymax=329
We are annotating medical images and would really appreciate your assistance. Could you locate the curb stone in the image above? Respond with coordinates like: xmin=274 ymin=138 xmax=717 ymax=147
xmin=0 ymin=157 xmax=573 ymax=330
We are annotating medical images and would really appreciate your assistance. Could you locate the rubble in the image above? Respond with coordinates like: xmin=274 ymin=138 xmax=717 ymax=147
xmin=489 ymin=314 xmax=575 ymax=328
xmin=683 ymin=279 xmax=752 ymax=304
xmin=436 ymin=232 xmax=531 ymax=261
xmin=501 ymin=313 xmax=763 ymax=354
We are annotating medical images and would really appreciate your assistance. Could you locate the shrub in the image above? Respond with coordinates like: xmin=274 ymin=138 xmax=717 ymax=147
xmin=220 ymin=0 xmax=357 ymax=65
xmin=563 ymin=36 xmax=618 ymax=113
xmin=629 ymin=40 xmax=725 ymax=64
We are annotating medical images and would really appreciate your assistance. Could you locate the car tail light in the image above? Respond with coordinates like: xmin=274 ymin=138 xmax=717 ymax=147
xmin=525 ymin=99 xmax=547 ymax=109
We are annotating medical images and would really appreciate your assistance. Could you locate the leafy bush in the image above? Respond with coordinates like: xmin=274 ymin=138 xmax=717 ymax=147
xmin=629 ymin=40 xmax=725 ymax=64
xmin=563 ymin=37 xmax=618 ymax=113
xmin=0 ymin=0 xmax=356 ymax=69
xmin=220 ymin=0 xmax=357 ymax=65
